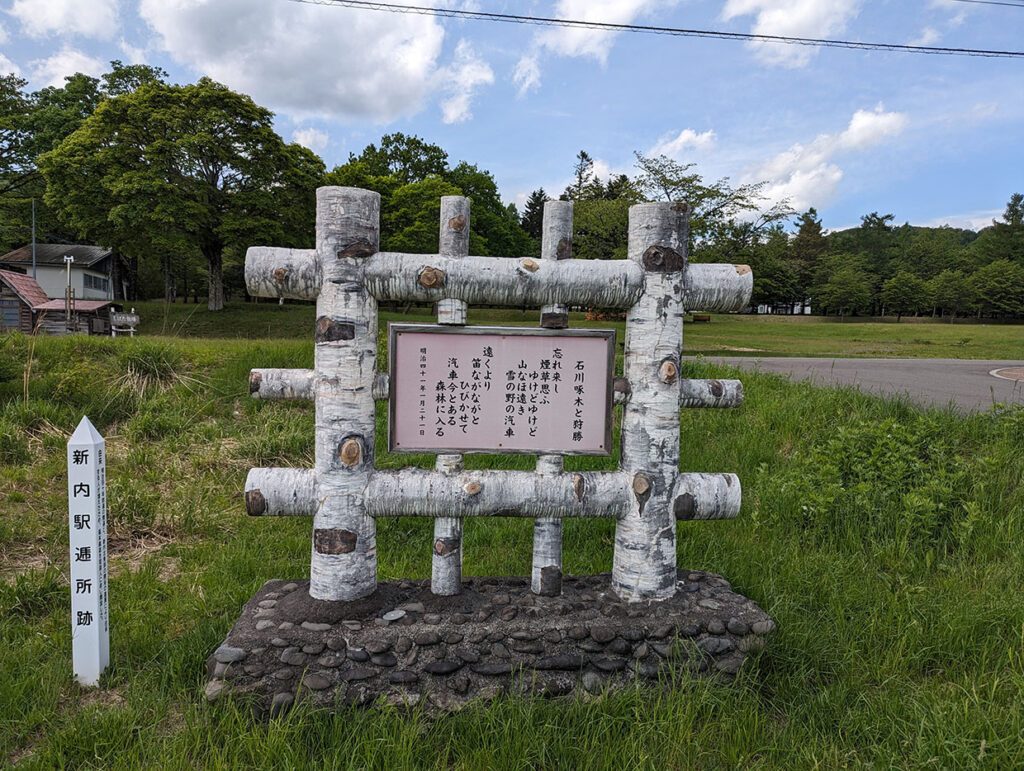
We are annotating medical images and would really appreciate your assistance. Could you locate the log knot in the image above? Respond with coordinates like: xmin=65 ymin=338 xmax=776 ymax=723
xmin=641 ymin=245 xmax=685 ymax=273
xmin=448 ymin=214 xmax=467 ymax=232
xmin=521 ymin=259 xmax=539 ymax=273
xmin=249 ymin=370 xmax=263 ymax=395
xmin=315 ymin=528 xmax=357 ymax=554
xmin=463 ymin=481 xmax=482 ymax=496
xmin=556 ymin=237 xmax=573 ymax=260
xmin=658 ymin=359 xmax=679 ymax=385
xmin=337 ymin=238 xmax=377 ymax=259
xmin=709 ymin=379 xmax=724 ymax=398
xmin=339 ymin=438 xmax=362 ymax=467
xmin=272 ymin=267 xmax=288 ymax=283
xmin=418 ymin=266 xmax=446 ymax=290
xmin=572 ymin=474 xmax=585 ymax=503
xmin=434 ymin=537 xmax=460 ymax=556
xmin=315 ymin=317 xmax=356 ymax=343
xmin=735 ymin=264 xmax=752 ymax=276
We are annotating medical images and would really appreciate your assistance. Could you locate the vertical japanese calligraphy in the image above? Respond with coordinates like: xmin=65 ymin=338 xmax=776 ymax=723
xmin=67 ymin=416 xmax=109 ymax=687
xmin=390 ymin=326 xmax=614 ymax=455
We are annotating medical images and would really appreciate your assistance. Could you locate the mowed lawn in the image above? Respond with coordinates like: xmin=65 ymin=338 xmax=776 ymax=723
xmin=134 ymin=300 xmax=1024 ymax=361
xmin=1 ymin=311 xmax=1023 ymax=766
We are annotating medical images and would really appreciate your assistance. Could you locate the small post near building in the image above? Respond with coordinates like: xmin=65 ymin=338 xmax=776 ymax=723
xmin=68 ymin=416 xmax=110 ymax=687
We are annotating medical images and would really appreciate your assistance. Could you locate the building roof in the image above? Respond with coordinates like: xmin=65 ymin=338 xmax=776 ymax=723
xmin=0 ymin=269 xmax=50 ymax=308
xmin=34 ymin=299 xmax=117 ymax=312
xmin=0 ymin=243 xmax=113 ymax=268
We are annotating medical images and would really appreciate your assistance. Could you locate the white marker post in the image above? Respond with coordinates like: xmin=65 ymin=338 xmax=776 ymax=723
xmin=67 ymin=416 xmax=109 ymax=686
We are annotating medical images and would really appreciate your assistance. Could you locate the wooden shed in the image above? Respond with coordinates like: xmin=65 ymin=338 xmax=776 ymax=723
xmin=32 ymin=299 xmax=120 ymax=335
xmin=0 ymin=269 xmax=49 ymax=333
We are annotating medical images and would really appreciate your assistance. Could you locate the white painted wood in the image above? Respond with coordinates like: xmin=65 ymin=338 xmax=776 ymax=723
xmin=245 ymin=247 xmax=320 ymax=300
xmin=365 ymin=469 xmax=632 ymax=519
xmin=431 ymin=454 xmax=464 ymax=596
xmin=363 ymin=252 xmax=644 ymax=309
xmin=683 ymin=263 xmax=753 ymax=313
xmin=249 ymin=369 xmax=314 ymax=400
xmin=244 ymin=468 xmax=318 ymax=516
xmin=613 ymin=202 xmax=687 ymax=602
xmin=671 ymin=473 xmax=741 ymax=520
xmin=311 ymin=187 xmax=380 ymax=601
xmin=67 ymin=416 xmax=109 ymax=687
xmin=679 ymin=378 xmax=744 ymax=409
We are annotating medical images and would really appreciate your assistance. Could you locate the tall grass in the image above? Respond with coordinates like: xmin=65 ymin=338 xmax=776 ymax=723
xmin=1 ymin=335 xmax=1023 ymax=767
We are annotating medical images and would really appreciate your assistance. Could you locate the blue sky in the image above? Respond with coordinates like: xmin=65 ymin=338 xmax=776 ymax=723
xmin=1 ymin=0 xmax=1022 ymax=232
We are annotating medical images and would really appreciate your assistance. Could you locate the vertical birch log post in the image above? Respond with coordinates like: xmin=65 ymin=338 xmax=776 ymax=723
xmin=311 ymin=187 xmax=380 ymax=601
xmin=431 ymin=196 xmax=470 ymax=595
xmin=532 ymin=200 xmax=573 ymax=596
xmin=431 ymin=454 xmax=464 ymax=595
xmin=612 ymin=202 xmax=688 ymax=601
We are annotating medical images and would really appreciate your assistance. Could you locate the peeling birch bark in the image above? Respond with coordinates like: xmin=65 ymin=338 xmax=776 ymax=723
xmin=364 ymin=253 xmax=644 ymax=309
xmin=311 ymin=187 xmax=380 ymax=601
xmin=372 ymin=371 xmax=389 ymax=401
xmin=249 ymin=369 xmax=314 ymax=400
xmin=683 ymin=263 xmax=753 ymax=313
xmin=245 ymin=247 xmax=320 ymax=300
xmin=432 ymin=454 xmax=464 ymax=596
xmin=437 ymin=196 xmax=470 ymax=326
xmin=532 ymin=454 xmax=564 ymax=596
xmin=613 ymin=202 xmax=687 ymax=602
xmin=365 ymin=469 xmax=632 ymax=519
xmin=679 ymin=379 xmax=744 ymax=409
xmin=671 ymin=473 xmax=741 ymax=520
xmin=244 ymin=468 xmax=317 ymax=516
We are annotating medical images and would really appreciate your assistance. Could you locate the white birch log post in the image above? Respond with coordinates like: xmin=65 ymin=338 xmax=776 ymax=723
xmin=365 ymin=469 xmax=632 ymax=519
xmin=679 ymin=378 xmax=744 ymax=409
xmin=245 ymin=247 xmax=320 ymax=301
xmin=249 ymin=369 xmax=314 ymax=400
xmin=430 ymin=197 xmax=470 ymax=595
xmin=613 ymin=202 xmax=688 ymax=602
xmin=683 ymin=263 xmax=753 ymax=313
xmin=310 ymin=186 xmax=380 ymax=601
xmin=532 ymin=454 xmax=564 ymax=596
xmin=244 ymin=468 xmax=318 ymax=516
xmin=432 ymin=454 xmax=464 ymax=595
xmin=364 ymin=253 xmax=644 ymax=309
xmin=539 ymin=200 xmax=573 ymax=328
xmin=671 ymin=473 xmax=742 ymax=520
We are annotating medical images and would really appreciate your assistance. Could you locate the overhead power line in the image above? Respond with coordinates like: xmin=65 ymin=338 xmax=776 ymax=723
xmin=287 ymin=0 xmax=1024 ymax=59
xmin=949 ymin=0 xmax=1024 ymax=8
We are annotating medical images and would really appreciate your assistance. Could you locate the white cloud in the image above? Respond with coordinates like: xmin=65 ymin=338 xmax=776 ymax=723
xmin=649 ymin=128 xmax=717 ymax=159
xmin=10 ymin=0 xmax=119 ymax=40
xmin=30 ymin=47 xmax=106 ymax=88
xmin=139 ymin=0 xmax=450 ymax=122
xmin=0 ymin=54 xmax=21 ymax=77
xmin=119 ymin=38 xmax=148 ymax=66
xmin=438 ymin=40 xmax=494 ymax=124
xmin=745 ymin=105 xmax=908 ymax=210
xmin=292 ymin=127 xmax=328 ymax=153
xmin=514 ymin=0 xmax=673 ymax=95
xmin=909 ymin=27 xmax=941 ymax=47
xmin=920 ymin=209 xmax=1002 ymax=231
xmin=721 ymin=0 xmax=863 ymax=67
xmin=0 ymin=21 xmax=7 ymax=45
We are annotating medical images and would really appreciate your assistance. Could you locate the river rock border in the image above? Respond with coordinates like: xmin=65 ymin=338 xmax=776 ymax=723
xmin=204 ymin=571 xmax=774 ymax=715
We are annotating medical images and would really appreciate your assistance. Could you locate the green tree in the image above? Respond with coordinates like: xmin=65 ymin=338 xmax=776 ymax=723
xmin=383 ymin=176 xmax=463 ymax=254
xmin=880 ymin=270 xmax=929 ymax=321
xmin=928 ymin=269 xmax=974 ymax=321
xmin=790 ymin=208 xmax=827 ymax=293
xmin=521 ymin=188 xmax=548 ymax=245
xmin=969 ymin=259 xmax=1024 ymax=318
xmin=40 ymin=78 xmax=323 ymax=310
xmin=348 ymin=132 xmax=448 ymax=185
xmin=819 ymin=265 xmax=872 ymax=320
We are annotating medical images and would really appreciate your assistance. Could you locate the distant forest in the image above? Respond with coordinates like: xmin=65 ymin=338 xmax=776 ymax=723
xmin=2 ymin=62 xmax=1021 ymax=318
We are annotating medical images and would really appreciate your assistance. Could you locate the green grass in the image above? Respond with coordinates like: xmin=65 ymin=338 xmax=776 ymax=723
xmin=2 ymin=329 xmax=1024 ymax=768
xmin=132 ymin=300 xmax=1024 ymax=360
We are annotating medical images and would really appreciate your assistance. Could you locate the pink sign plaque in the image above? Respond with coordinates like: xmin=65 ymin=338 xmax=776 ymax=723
xmin=388 ymin=325 xmax=615 ymax=455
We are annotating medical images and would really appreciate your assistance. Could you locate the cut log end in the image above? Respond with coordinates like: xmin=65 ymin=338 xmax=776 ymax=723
xmin=244 ymin=489 xmax=267 ymax=516
xmin=315 ymin=528 xmax=358 ymax=554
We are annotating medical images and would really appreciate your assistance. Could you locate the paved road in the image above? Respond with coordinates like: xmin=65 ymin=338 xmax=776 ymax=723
xmin=697 ymin=357 xmax=1024 ymax=413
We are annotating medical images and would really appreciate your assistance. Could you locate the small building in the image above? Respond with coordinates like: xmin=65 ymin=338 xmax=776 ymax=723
xmin=0 ymin=244 xmax=122 ymax=301
xmin=0 ymin=269 xmax=50 ymax=333
xmin=0 ymin=269 xmax=122 ymax=335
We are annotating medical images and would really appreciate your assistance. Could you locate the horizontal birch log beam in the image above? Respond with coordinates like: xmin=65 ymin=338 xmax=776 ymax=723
xmin=244 ymin=468 xmax=318 ymax=516
xmin=671 ymin=473 xmax=741 ymax=520
xmin=679 ymin=379 xmax=744 ymax=409
xmin=245 ymin=247 xmax=320 ymax=300
xmin=684 ymin=263 xmax=753 ymax=313
xmin=249 ymin=369 xmax=390 ymax=401
xmin=363 ymin=253 xmax=644 ymax=309
xmin=364 ymin=469 xmax=633 ymax=519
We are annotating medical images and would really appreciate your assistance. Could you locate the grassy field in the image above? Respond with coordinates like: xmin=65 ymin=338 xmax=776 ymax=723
xmin=133 ymin=300 xmax=1024 ymax=361
xmin=2 ymin=328 xmax=1024 ymax=767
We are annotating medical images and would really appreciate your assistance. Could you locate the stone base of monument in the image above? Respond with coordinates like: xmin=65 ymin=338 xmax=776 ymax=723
xmin=204 ymin=570 xmax=774 ymax=715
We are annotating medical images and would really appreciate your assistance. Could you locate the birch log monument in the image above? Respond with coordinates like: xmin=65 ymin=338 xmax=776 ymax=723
xmin=210 ymin=186 xmax=775 ymax=714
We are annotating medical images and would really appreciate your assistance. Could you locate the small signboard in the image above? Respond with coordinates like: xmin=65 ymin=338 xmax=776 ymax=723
xmin=67 ymin=416 xmax=110 ymax=686
xmin=389 ymin=324 xmax=615 ymax=455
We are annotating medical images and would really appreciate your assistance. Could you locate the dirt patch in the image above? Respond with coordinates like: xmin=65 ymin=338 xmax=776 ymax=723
xmin=80 ymin=687 xmax=125 ymax=709
xmin=0 ymin=545 xmax=54 ymax=585
xmin=992 ymin=367 xmax=1024 ymax=382
xmin=717 ymin=345 xmax=762 ymax=353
